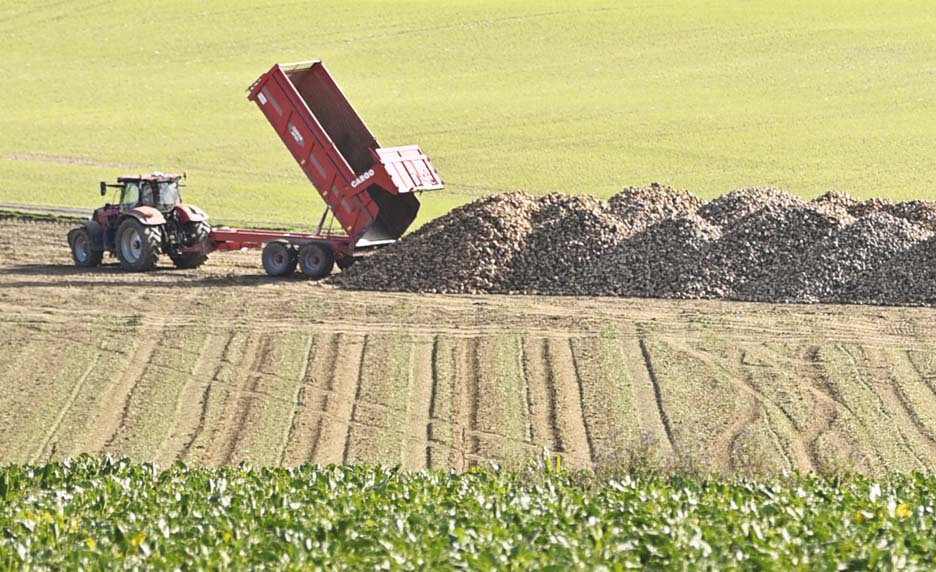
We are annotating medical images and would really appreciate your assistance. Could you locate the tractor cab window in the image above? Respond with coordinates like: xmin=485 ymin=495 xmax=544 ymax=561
xmin=120 ymin=182 xmax=140 ymax=207
xmin=156 ymin=181 xmax=181 ymax=210
xmin=140 ymin=182 xmax=155 ymax=206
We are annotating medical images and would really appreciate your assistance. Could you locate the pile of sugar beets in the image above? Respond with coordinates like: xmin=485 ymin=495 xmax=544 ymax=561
xmin=332 ymin=184 xmax=936 ymax=306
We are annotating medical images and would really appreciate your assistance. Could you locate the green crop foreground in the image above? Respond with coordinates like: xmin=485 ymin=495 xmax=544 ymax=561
xmin=1 ymin=457 xmax=935 ymax=571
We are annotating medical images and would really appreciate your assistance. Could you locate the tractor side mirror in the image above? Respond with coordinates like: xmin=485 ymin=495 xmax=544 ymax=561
xmin=100 ymin=181 xmax=107 ymax=196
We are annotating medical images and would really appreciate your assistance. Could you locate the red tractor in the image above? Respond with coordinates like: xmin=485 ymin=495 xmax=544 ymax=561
xmin=67 ymin=172 xmax=211 ymax=271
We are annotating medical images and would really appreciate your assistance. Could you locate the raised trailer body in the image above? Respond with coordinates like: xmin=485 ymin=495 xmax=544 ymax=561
xmin=208 ymin=60 xmax=444 ymax=278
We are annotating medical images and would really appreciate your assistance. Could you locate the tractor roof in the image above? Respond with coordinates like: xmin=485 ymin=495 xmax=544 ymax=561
xmin=116 ymin=172 xmax=184 ymax=183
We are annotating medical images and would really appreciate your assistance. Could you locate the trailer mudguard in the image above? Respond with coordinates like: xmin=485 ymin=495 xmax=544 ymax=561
xmin=124 ymin=206 xmax=166 ymax=226
xmin=173 ymin=203 xmax=209 ymax=223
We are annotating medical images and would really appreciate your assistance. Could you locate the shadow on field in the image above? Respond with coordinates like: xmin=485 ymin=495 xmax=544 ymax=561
xmin=1 ymin=263 xmax=126 ymax=276
xmin=0 ymin=264 xmax=309 ymax=289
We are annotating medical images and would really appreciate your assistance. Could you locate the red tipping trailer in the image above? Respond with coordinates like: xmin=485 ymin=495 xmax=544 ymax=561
xmin=209 ymin=60 xmax=444 ymax=278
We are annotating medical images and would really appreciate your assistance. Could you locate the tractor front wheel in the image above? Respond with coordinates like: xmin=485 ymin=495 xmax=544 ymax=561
xmin=170 ymin=221 xmax=210 ymax=269
xmin=298 ymin=242 xmax=335 ymax=279
xmin=116 ymin=218 xmax=161 ymax=272
xmin=67 ymin=227 xmax=103 ymax=267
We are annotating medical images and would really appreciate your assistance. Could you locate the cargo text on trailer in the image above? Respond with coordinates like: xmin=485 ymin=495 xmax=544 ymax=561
xmin=208 ymin=60 xmax=445 ymax=278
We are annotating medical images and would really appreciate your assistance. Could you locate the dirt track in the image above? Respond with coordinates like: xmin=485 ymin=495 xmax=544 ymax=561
xmin=2 ymin=215 xmax=936 ymax=474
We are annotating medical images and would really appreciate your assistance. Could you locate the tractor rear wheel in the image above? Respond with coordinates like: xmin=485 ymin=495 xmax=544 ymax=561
xmin=116 ymin=218 xmax=161 ymax=272
xmin=67 ymin=227 xmax=103 ymax=267
xmin=298 ymin=242 xmax=335 ymax=279
xmin=262 ymin=241 xmax=297 ymax=277
xmin=170 ymin=221 xmax=210 ymax=269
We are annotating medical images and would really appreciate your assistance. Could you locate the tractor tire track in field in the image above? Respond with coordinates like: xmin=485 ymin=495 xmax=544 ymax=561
xmin=178 ymin=331 xmax=237 ymax=462
xmin=31 ymin=354 xmax=100 ymax=464
xmin=404 ymin=337 xmax=435 ymax=470
xmin=341 ymin=335 xmax=414 ymax=466
xmin=94 ymin=287 xmax=201 ymax=457
xmin=468 ymin=338 xmax=483 ymax=463
xmin=91 ymin=322 xmax=164 ymax=454
xmin=448 ymin=338 xmax=478 ymax=470
xmin=887 ymin=376 xmax=936 ymax=466
xmin=220 ymin=335 xmax=271 ymax=465
xmin=636 ymin=336 xmax=676 ymax=454
xmin=517 ymin=338 xmax=535 ymax=445
xmin=828 ymin=341 xmax=892 ymax=470
xmin=836 ymin=344 xmax=908 ymax=469
xmin=800 ymin=346 xmax=848 ymax=470
xmin=462 ymin=337 xmax=545 ymax=467
xmin=544 ymin=338 xmax=593 ymax=466
xmin=515 ymin=337 xmax=536 ymax=453
xmin=735 ymin=370 xmax=795 ymax=472
xmin=681 ymin=340 xmax=815 ymax=471
xmin=863 ymin=347 xmax=936 ymax=468
xmin=760 ymin=404 xmax=797 ymax=472
xmin=153 ymin=333 xmax=216 ymax=464
xmin=300 ymin=334 xmax=363 ymax=465
xmin=569 ymin=341 xmax=597 ymax=467
xmin=278 ymin=335 xmax=316 ymax=466
xmin=904 ymin=350 xmax=936 ymax=419
xmin=736 ymin=349 xmax=813 ymax=472
xmin=896 ymin=349 xmax=936 ymax=466
xmin=523 ymin=337 xmax=561 ymax=454
xmin=906 ymin=350 xmax=936 ymax=396
xmin=722 ymin=401 xmax=761 ymax=473
xmin=611 ymin=332 xmax=672 ymax=461
xmin=298 ymin=334 xmax=341 ymax=464
xmin=665 ymin=339 xmax=775 ymax=472
xmin=441 ymin=337 xmax=479 ymax=469
xmin=424 ymin=337 xmax=443 ymax=468
xmin=805 ymin=346 xmax=854 ymax=412
xmin=803 ymin=389 xmax=839 ymax=471
xmin=693 ymin=351 xmax=762 ymax=471
xmin=341 ymin=336 xmax=369 ymax=464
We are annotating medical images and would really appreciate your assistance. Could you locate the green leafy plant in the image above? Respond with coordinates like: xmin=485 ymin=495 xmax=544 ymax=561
xmin=2 ymin=455 xmax=935 ymax=570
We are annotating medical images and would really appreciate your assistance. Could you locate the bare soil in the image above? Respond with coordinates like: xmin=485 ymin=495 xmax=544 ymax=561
xmin=2 ymin=216 xmax=936 ymax=474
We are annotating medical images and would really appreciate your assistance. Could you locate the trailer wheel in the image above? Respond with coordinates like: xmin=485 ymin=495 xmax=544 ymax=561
xmin=116 ymin=218 xmax=160 ymax=271
xmin=68 ymin=227 xmax=103 ymax=268
xmin=298 ymin=242 xmax=335 ymax=279
xmin=262 ymin=241 xmax=297 ymax=277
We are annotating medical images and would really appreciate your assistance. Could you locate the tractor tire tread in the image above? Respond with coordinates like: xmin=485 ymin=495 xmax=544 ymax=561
xmin=116 ymin=218 xmax=161 ymax=272
xmin=262 ymin=241 xmax=298 ymax=277
xmin=298 ymin=242 xmax=335 ymax=280
xmin=170 ymin=221 xmax=210 ymax=269
xmin=67 ymin=227 xmax=103 ymax=267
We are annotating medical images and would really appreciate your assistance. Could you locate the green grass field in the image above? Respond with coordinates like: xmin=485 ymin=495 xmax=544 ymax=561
xmin=1 ymin=1 xmax=934 ymax=228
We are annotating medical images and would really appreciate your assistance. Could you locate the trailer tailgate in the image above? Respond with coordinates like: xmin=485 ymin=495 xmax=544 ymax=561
xmin=374 ymin=145 xmax=444 ymax=193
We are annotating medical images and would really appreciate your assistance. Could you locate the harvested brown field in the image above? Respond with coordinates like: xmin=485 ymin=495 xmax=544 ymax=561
xmin=3 ymin=215 xmax=936 ymax=474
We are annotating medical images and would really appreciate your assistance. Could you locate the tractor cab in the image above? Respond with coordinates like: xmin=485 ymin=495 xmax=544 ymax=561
xmin=104 ymin=172 xmax=185 ymax=213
